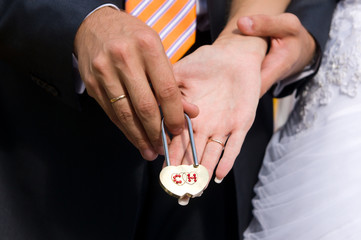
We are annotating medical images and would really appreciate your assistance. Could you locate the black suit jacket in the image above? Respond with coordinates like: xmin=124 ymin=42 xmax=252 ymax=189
xmin=0 ymin=0 xmax=336 ymax=239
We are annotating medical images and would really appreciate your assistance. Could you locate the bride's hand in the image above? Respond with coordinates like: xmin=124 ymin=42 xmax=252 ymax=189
xmin=168 ymin=34 xmax=267 ymax=184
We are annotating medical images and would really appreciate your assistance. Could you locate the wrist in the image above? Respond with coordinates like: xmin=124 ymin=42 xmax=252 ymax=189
xmin=214 ymin=33 xmax=268 ymax=61
xmin=74 ymin=6 xmax=120 ymax=56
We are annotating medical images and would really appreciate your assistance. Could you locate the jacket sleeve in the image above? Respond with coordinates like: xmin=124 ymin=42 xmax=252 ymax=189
xmin=0 ymin=0 xmax=123 ymax=108
xmin=273 ymin=0 xmax=338 ymax=97
xmin=287 ymin=0 xmax=338 ymax=52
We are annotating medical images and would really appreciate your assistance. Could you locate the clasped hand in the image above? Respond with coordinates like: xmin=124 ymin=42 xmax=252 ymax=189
xmin=74 ymin=7 xmax=198 ymax=160
xmin=169 ymin=34 xmax=266 ymax=182
xmin=74 ymin=7 xmax=315 ymax=191
xmin=168 ymin=13 xmax=315 ymax=184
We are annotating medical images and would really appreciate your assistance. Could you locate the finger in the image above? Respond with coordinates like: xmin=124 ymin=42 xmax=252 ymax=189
xmin=144 ymin=41 xmax=185 ymax=136
xmin=117 ymin=57 xmax=165 ymax=154
xmin=215 ymin=130 xmax=245 ymax=182
xmin=87 ymin=79 xmax=158 ymax=160
xmin=168 ymin=124 xmax=190 ymax=166
xmin=84 ymin=76 xmax=133 ymax=145
xmin=237 ymin=13 xmax=301 ymax=38
xmin=91 ymin=56 xmax=159 ymax=160
xmin=260 ymin=43 xmax=290 ymax=93
xmin=111 ymin=92 xmax=160 ymax=160
xmin=182 ymin=98 xmax=199 ymax=119
xmin=201 ymin=135 xmax=228 ymax=181
xmin=181 ymin=133 xmax=208 ymax=167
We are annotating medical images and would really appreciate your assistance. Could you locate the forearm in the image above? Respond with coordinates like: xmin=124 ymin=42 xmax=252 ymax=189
xmin=214 ymin=0 xmax=291 ymax=61
xmin=210 ymin=0 xmax=291 ymax=96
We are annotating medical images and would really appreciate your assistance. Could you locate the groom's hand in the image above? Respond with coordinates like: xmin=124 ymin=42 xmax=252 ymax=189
xmin=237 ymin=13 xmax=316 ymax=96
xmin=74 ymin=7 xmax=198 ymax=160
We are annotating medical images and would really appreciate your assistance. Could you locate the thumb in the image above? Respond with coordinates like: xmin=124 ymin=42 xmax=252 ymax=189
xmin=237 ymin=13 xmax=300 ymax=38
xmin=260 ymin=51 xmax=286 ymax=93
xmin=259 ymin=44 xmax=293 ymax=95
xmin=182 ymin=98 xmax=199 ymax=118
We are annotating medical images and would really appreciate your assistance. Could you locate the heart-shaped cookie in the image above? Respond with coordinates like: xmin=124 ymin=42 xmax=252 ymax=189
xmin=159 ymin=164 xmax=209 ymax=199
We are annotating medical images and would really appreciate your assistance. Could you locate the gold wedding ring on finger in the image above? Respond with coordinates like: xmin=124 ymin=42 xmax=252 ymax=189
xmin=208 ymin=138 xmax=225 ymax=149
xmin=110 ymin=94 xmax=127 ymax=103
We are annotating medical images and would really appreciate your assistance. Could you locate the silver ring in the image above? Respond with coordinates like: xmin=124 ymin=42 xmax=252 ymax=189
xmin=110 ymin=94 xmax=127 ymax=103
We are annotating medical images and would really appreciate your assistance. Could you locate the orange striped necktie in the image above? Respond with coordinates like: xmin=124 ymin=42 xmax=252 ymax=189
xmin=125 ymin=0 xmax=196 ymax=64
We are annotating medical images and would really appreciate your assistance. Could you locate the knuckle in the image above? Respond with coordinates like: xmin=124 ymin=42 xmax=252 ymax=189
xmin=284 ymin=13 xmax=302 ymax=33
xmin=153 ymin=137 xmax=163 ymax=148
xmin=109 ymin=114 xmax=121 ymax=126
xmin=136 ymin=29 xmax=161 ymax=51
xmin=252 ymin=15 xmax=268 ymax=32
xmin=91 ymin=55 xmax=107 ymax=73
xmin=137 ymin=100 xmax=157 ymax=118
xmin=157 ymin=84 xmax=179 ymax=101
xmin=134 ymin=138 xmax=150 ymax=151
xmin=164 ymin=118 xmax=183 ymax=131
xmin=108 ymin=41 xmax=131 ymax=62
xmin=117 ymin=109 xmax=133 ymax=123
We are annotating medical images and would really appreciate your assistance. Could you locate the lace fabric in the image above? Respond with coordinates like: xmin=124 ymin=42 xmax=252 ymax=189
xmin=244 ymin=1 xmax=361 ymax=239
xmin=282 ymin=0 xmax=361 ymax=137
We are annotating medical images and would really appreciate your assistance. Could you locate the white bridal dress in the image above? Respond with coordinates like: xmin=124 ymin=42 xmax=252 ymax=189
xmin=244 ymin=0 xmax=361 ymax=239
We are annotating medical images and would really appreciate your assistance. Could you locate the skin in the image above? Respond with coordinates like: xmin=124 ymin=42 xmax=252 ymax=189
xmin=169 ymin=0 xmax=293 ymax=182
xmin=74 ymin=1 xmax=316 ymax=192
xmin=169 ymin=35 xmax=266 ymax=180
xmin=74 ymin=7 xmax=199 ymax=160
xmin=237 ymin=13 xmax=316 ymax=96
xmin=168 ymin=4 xmax=317 ymax=203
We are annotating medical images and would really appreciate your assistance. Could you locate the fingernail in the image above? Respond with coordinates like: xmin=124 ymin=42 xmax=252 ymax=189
xmin=178 ymin=196 xmax=190 ymax=206
xmin=239 ymin=17 xmax=253 ymax=32
xmin=214 ymin=177 xmax=223 ymax=184
xmin=141 ymin=149 xmax=158 ymax=160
